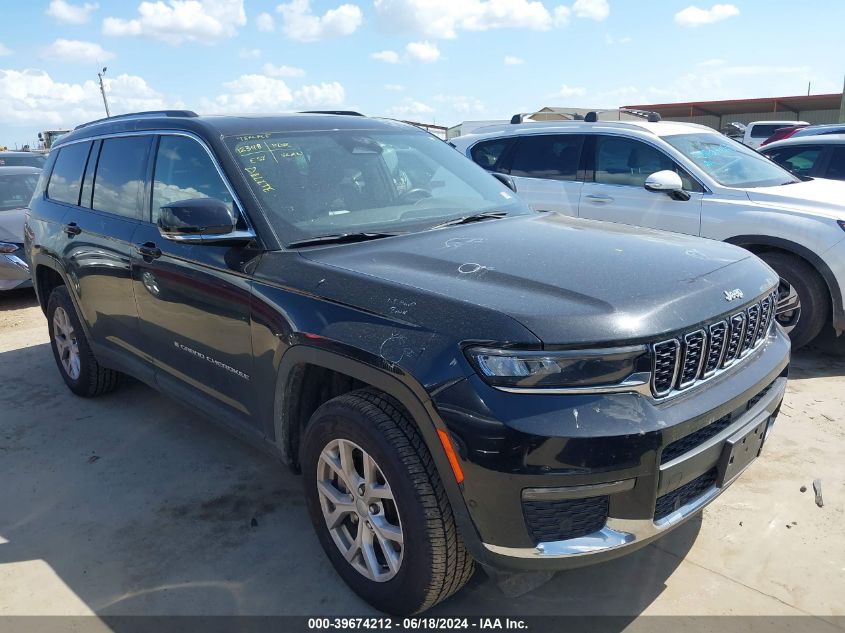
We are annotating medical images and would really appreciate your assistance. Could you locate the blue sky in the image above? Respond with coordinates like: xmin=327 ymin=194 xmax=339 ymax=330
xmin=1 ymin=0 xmax=843 ymax=147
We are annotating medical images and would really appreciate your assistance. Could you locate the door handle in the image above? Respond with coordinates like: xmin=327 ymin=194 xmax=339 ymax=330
xmin=137 ymin=242 xmax=162 ymax=260
xmin=62 ymin=222 xmax=82 ymax=236
xmin=585 ymin=194 xmax=614 ymax=203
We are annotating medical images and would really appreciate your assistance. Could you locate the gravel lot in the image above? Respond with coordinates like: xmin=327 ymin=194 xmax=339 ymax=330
xmin=1 ymin=287 xmax=843 ymax=622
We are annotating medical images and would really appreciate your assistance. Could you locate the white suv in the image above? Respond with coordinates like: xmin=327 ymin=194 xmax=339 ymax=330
xmin=451 ymin=118 xmax=845 ymax=347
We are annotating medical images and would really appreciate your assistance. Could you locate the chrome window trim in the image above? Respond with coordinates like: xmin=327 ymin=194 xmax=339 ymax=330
xmin=53 ymin=130 xmax=257 ymax=239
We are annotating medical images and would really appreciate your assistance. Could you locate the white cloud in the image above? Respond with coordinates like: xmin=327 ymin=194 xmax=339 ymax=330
xmin=572 ymin=0 xmax=608 ymax=21
xmin=374 ymin=0 xmax=560 ymax=39
xmin=553 ymin=5 xmax=571 ymax=26
xmin=604 ymin=34 xmax=631 ymax=45
xmin=0 ymin=68 xmax=173 ymax=126
xmin=40 ymin=39 xmax=114 ymax=63
xmin=371 ymin=50 xmax=401 ymax=63
xmin=239 ymin=47 xmax=261 ymax=59
xmin=386 ymin=98 xmax=435 ymax=119
xmin=504 ymin=55 xmax=524 ymax=65
xmin=405 ymin=40 xmax=440 ymax=62
xmin=262 ymin=62 xmax=305 ymax=77
xmin=551 ymin=84 xmax=586 ymax=98
xmin=0 ymin=44 xmax=12 ymax=57
xmin=384 ymin=83 xmax=405 ymax=91
xmin=203 ymin=74 xmax=345 ymax=113
xmin=46 ymin=0 xmax=100 ymax=24
xmin=294 ymin=81 xmax=345 ymax=107
xmin=276 ymin=0 xmax=362 ymax=42
xmin=256 ymin=11 xmax=275 ymax=31
xmin=675 ymin=4 xmax=739 ymax=27
xmin=434 ymin=94 xmax=484 ymax=114
xmin=102 ymin=0 xmax=247 ymax=44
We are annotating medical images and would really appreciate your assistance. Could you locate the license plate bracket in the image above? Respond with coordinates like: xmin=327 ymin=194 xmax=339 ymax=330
xmin=717 ymin=415 xmax=768 ymax=486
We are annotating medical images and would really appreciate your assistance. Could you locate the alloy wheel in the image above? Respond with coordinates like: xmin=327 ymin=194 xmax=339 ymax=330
xmin=53 ymin=306 xmax=81 ymax=380
xmin=316 ymin=438 xmax=403 ymax=582
xmin=775 ymin=279 xmax=801 ymax=334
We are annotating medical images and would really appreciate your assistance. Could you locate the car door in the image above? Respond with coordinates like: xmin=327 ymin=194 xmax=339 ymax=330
xmin=53 ymin=136 xmax=150 ymax=365
xmin=130 ymin=133 xmax=260 ymax=426
xmin=506 ymin=134 xmax=584 ymax=215
xmin=578 ymin=135 xmax=704 ymax=235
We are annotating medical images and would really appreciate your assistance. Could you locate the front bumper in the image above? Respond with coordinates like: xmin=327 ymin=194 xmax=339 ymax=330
xmin=432 ymin=327 xmax=790 ymax=571
xmin=0 ymin=243 xmax=31 ymax=291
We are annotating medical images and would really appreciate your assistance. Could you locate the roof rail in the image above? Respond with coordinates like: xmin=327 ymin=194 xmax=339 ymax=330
xmin=619 ymin=108 xmax=661 ymax=123
xmin=74 ymin=110 xmax=199 ymax=130
xmin=300 ymin=110 xmax=365 ymax=116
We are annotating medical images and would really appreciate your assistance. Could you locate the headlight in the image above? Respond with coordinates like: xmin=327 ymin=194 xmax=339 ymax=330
xmin=466 ymin=345 xmax=650 ymax=392
xmin=0 ymin=242 xmax=20 ymax=254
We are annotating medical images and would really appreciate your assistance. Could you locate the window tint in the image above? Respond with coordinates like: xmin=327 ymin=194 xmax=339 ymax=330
xmin=92 ymin=136 xmax=150 ymax=218
xmin=825 ymin=147 xmax=845 ymax=181
xmin=750 ymin=124 xmax=793 ymax=139
xmin=510 ymin=135 xmax=583 ymax=181
xmin=0 ymin=173 xmax=39 ymax=211
xmin=0 ymin=154 xmax=46 ymax=168
xmin=47 ymin=142 xmax=91 ymax=205
xmin=151 ymin=136 xmax=234 ymax=224
xmin=765 ymin=146 xmax=822 ymax=177
xmin=470 ymin=139 xmax=513 ymax=172
xmin=594 ymin=136 xmax=699 ymax=190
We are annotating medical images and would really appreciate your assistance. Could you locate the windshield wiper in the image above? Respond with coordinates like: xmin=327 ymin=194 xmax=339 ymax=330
xmin=287 ymin=232 xmax=403 ymax=248
xmin=429 ymin=211 xmax=509 ymax=230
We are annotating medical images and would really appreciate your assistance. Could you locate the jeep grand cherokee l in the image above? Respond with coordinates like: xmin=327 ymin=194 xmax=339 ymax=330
xmin=25 ymin=111 xmax=790 ymax=614
xmin=452 ymin=117 xmax=845 ymax=348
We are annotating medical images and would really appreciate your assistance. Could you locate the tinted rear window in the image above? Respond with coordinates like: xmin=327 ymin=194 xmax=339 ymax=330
xmin=510 ymin=134 xmax=584 ymax=181
xmin=92 ymin=136 xmax=151 ymax=218
xmin=750 ymin=124 xmax=794 ymax=138
xmin=0 ymin=173 xmax=39 ymax=211
xmin=826 ymin=147 xmax=845 ymax=180
xmin=47 ymin=143 xmax=92 ymax=205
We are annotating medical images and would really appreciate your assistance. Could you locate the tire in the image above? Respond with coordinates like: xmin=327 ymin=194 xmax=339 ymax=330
xmin=47 ymin=285 xmax=122 ymax=397
xmin=300 ymin=389 xmax=475 ymax=615
xmin=758 ymin=252 xmax=829 ymax=349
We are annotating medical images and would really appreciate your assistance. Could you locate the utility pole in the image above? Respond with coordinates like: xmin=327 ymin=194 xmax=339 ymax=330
xmin=97 ymin=67 xmax=111 ymax=117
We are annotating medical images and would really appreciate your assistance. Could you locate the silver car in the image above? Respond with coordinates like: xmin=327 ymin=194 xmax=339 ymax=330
xmin=0 ymin=166 xmax=40 ymax=291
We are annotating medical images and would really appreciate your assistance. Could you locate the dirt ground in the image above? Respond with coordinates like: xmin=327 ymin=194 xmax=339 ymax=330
xmin=1 ymin=287 xmax=843 ymax=623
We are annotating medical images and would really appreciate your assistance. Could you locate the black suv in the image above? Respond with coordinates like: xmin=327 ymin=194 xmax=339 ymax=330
xmin=26 ymin=111 xmax=790 ymax=614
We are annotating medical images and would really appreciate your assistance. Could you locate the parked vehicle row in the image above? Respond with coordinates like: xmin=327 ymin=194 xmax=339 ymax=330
xmin=452 ymin=118 xmax=845 ymax=348
xmin=24 ymin=110 xmax=789 ymax=614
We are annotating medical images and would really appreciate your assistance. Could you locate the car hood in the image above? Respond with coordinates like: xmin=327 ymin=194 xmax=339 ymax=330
xmin=0 ymin=207 xmax=25 ymax=243
xmin=745 ymin=178 xmax=845 ymax=220
xmin=301 ymin=214 xmax=778 ymax=345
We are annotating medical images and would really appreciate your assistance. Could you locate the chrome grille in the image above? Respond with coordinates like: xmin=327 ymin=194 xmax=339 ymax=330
xmin=652 ymin=340 xmax=680 ymax=397
xmin=703 ymin=321 xmax=727 ymax=377
xmin=649 ymin=290 xmax=777 ymax=399
xmin=679 ymin=330 xmax=706 ymax=388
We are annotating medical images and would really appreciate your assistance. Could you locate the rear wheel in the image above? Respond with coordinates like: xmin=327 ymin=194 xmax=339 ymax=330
xmin=759 ymin=252 xmax=829 ymax=349
xmin=300 ymin=389 xmax=474 ymax=614
xmin=47 ymin=286 xmax=122 ymax=397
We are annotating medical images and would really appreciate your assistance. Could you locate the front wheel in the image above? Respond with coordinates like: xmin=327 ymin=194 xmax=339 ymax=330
xmin=758 ymin=252 xmax=829 ymax=349
xmin=300 ymin=389 xmax=474 ymax=614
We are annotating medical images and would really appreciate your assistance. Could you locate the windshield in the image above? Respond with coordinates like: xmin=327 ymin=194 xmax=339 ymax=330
xmin=224 ymin=128 xmax=528 ymax=244
xmin=0 ymin=173 xmax=39 ymax=211
xmin=663 ymin=133 xmax=799 ymax=188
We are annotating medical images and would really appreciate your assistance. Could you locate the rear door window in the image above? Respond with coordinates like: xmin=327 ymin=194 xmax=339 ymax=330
xmin=92 ymin=136 xmax=152 ymax=219
xmin=469 ymin=139 xmax=514 ymax=173
xmin=750 ymin=124 xmax=792 ymax=139
xmin=47 ymin=142 xmax=92 ymax=206
xmin=824 ymin=147 xmax=845 ymax=180
xmin=510 ymin=134 xmax=584 ymax=181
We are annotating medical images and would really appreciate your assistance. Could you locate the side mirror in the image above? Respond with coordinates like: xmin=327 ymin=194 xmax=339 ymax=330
xmin=644 ymin=170 xmax=690 ymax=201
xmin=158 ymin=198 xmax=236 ymax=241
xmin=491 ymin=172 xmax=517 ymax=192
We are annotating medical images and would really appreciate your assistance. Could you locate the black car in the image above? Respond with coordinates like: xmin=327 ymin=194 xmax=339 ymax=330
xmin=25 ymin=111 xmax=790 ymax=614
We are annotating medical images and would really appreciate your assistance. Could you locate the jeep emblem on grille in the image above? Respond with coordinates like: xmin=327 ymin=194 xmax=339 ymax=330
xmin=724 ymin=289 xmax=744 ymax=302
